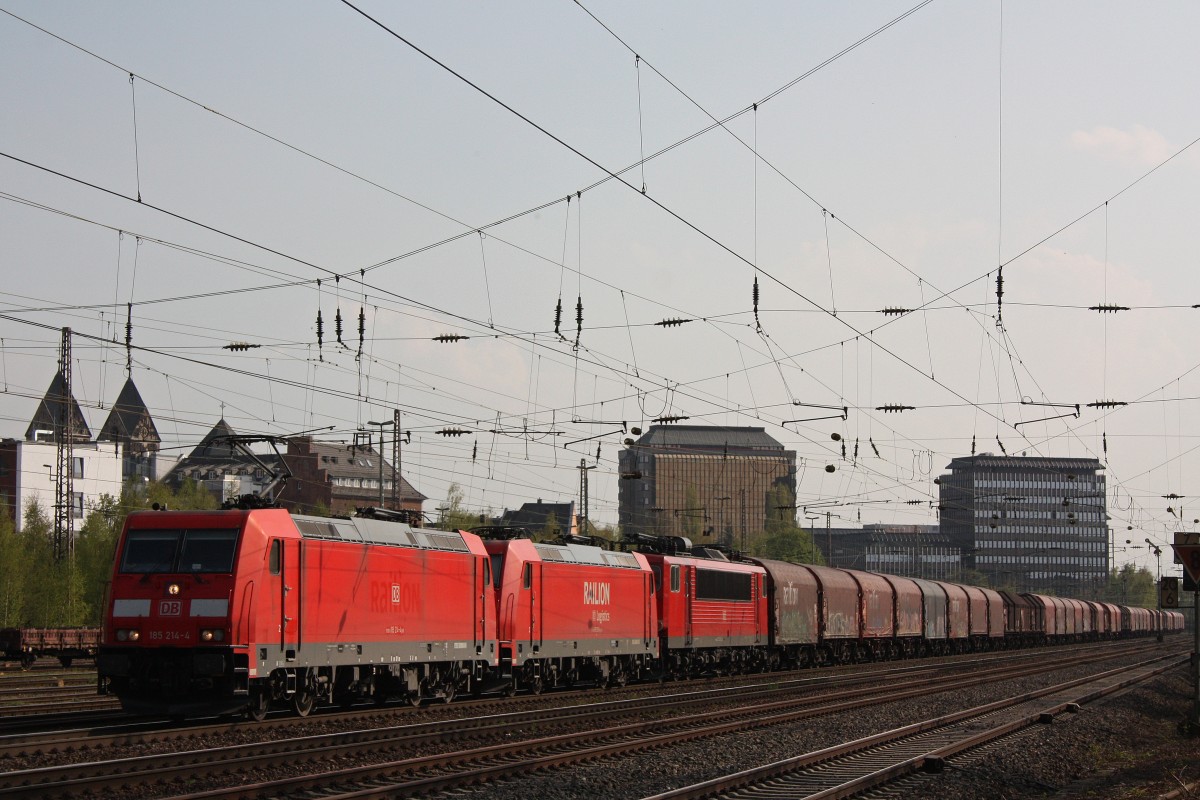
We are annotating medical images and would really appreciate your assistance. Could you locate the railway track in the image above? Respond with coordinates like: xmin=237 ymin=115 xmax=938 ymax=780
xmin=646 ymin=654 xmax=1185 ymax=800
xmin=0 ymin=640 xmax=1150 ymax=758
xmin=0 ymin=674 xmax=119 ymax=721
xmin=0 ymin=641 xmax=1171 ymax=800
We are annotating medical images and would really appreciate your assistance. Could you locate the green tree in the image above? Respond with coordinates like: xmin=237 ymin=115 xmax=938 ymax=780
xmin=147 ymin=478 xmax=218 ymax=511
xmin=75 ymin=493 xmax=127 ymax=625
xmin=1100 ymin=563 xmax=1156 ymax=607
xmin=538 ymin=512 xmax=560 ymax=542
xmin=0 ymin=512 xmax=29 ymax=627
xmin=752 ymin=485 xmax=824 ymax=564
xmin=19 ymin=499 xmax=63 ymax=626
xmin=439 ymin=483 xmax=483 ymax=530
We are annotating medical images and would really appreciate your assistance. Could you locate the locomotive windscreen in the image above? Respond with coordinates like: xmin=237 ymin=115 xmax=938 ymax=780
xmin=119 ymin=528 xmax=240 ymax=574
xmin=695 ymin=568 xmax=753 ymax=602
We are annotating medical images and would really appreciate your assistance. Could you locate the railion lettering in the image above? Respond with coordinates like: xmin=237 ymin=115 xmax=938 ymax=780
xmin=583 ymin=581 xmax=611 ymax=606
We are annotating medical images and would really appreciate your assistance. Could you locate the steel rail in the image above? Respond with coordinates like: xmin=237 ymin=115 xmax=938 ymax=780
xmin=645 ymin=654 xmax=1186 ymax=800
xmin=134 ymin=647 xmax=1178 ymax=800
xmin=0 ymin=643 xmax=1172 ymax=800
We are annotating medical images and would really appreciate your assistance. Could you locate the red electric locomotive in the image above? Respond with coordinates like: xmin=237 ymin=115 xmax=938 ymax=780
xmin=98 ymin=508 xmax=496 ymax=719
xmin=639 ymin=538 xmax=769 ymax=677
xmin=482 ymin=534 xmax=658 ymax=693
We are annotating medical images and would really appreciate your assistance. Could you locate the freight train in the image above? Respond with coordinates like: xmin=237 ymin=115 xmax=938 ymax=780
xmin=95 ymin=507 xmax=1183 ymax=720
xmin=1 ymin=627 xmax=99 ymax=669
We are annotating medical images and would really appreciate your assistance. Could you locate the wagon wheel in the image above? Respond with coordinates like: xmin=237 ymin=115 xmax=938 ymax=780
xmin=292 ymin=687 xmax=316 ymax=717
xmin=58 ymin=656 xmax=73 ymax=668
xmin=247 ymin=688 xmax=270 ymax=722
xmin=19 ymin=654 xmax=34 ymax=671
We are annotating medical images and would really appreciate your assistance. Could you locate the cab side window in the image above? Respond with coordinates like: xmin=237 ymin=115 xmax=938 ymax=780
xmin=522 ymin=562 xmax=533 ymax=590
xmin=670 ymin=564 xmax=680 ymax=593
xmin=269 ymin=540 xmax=281 ymax=575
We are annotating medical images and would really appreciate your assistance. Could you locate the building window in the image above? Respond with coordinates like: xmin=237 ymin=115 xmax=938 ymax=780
xmin=72 ymin=492 xmax=84 ymax=519
xmin=71 ymin=457 xmax=84 ymax=479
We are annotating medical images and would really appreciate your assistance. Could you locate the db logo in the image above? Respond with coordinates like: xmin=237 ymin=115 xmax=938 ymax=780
xmin=391 ymin=584 xmax=401 ymax=604
xmin=159 ymin=600 xmax=182 ymax=616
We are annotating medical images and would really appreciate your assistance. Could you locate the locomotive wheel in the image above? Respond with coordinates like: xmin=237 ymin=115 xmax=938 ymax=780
xmin=407 ymin=691 xmax=423 ymax=707
xmin=527 ymin=675 xmax=544 ymax=695
xmin=247 ymin=689 xmax=270 ymax=722
xmin=292 ymin=688 xmax=315 ymax=717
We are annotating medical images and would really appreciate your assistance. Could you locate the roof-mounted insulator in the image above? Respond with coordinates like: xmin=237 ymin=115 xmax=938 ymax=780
xmin=654 ymin=415 xmax=689 ymax=424
xmin=996 ymin=268 xmax=1004 ymax=326
xmin=753 ymin=276 xmax=761 ymax=332
xmin=880 ymin=307 xmax=911 ymax=316
xmin=1089 ymin=304 xmax=1130 ymax=313
xmin=655 ymin=318 xmax=693 ymax=327
xmin=575 ymin=296 xmax=583 ymax=349
xmin=876 ymin=404 xmax=915 ymax=413
xmin=1087 ymin=400 xmax=1128 ymax=409
xmin=436 ymin=428 xmax=469 ymax=437
xmin=433 ymin=334 xmax=469 ymax=343
xmin=223 ymin=341 xmax=260 ymax=351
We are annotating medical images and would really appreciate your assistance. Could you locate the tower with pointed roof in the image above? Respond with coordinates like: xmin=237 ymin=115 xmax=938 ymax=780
xmin=24 ymin=370 xmax=91 ymax=444
xmin=97 ymin=377 xmax=161 ymax=480
xmin=1 ymin=369 xmax=121 ymax=532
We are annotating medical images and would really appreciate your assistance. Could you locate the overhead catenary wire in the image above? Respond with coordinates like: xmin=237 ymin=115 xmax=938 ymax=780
xmin=4 ymin=6 xmax=1195 ymax=542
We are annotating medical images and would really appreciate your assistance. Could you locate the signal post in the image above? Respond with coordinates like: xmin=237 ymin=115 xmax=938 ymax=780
xmin=1173 ymin=532 xmax=1200 ymax=733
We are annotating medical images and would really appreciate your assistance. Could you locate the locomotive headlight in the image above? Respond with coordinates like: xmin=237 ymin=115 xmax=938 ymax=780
xmin=201 ymin=630 xmax=212 ymax=642
xmin=200 ymin=629 xmax=225 ymax=642
xmin=116 ymin=629 xmax=127 ymax=642
xmin=167 ymin=583 xmax=181 ymax=596
xmin=128 ymin=630 xmax=139 ymax=641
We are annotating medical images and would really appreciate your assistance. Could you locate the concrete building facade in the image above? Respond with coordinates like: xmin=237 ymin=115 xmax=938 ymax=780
xmin=618 ymin=425 xmax=796 ymax=547
xmin=938 ymin=454 xmax=1108 ymax=596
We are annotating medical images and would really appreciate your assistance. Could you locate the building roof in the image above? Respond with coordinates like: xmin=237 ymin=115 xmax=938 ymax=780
xmin=185 ymin=418 xmax=241 ymax=464
xmin=164 ymin=419 xmax=281 ymax=483
xmin=24 ymin=370 xmax=91 ymax=443
xmin=299 ymin=439 xmax=425 ymax=502
xmin=97 ymin=377 xmax=161 ymax=449
xmin=634 ymin=424 xmax=789 ymax=453
xmin=945 ymin=454 xmax=1104 ymax=472
xmin=499 ymin=501 xmax=575 ymax=533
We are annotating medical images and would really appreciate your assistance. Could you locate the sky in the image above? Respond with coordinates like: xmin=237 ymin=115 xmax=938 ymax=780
xmin=1 ymin=1 xmax=1198 ymax=579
